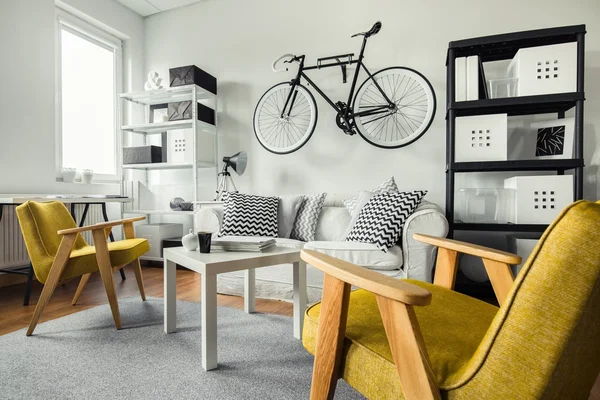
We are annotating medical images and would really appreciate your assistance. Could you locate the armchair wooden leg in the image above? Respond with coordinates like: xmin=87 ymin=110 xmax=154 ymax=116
xmin=27 ymin=234 xmax=77 ymax=336
xmin=92 ymin=229 xmax=121 ymax=330
xmin=132 ymin=258 xmax=146 ymax=301
xmin=376 ymin=296 xmax=441 ymax=400
xmin=310 ymin=274 xmax=351 ymax=400
xmin=72 ymin=273 xmax=91 ymax=305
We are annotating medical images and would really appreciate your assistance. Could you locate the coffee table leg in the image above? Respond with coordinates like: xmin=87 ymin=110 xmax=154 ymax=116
xmin=164 ymin=259 xmax=177 ymax=334
xmin=202 ymin=273 xmax=217 ymax=371
xmin=292 ymin=260 xmax=307 ymax=340
xmin=244 ymin=268 xmax=256 ymax=313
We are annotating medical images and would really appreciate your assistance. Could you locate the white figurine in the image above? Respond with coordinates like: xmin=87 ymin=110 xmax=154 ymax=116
xmin=144 ymin=71 xmax=163 ymax=91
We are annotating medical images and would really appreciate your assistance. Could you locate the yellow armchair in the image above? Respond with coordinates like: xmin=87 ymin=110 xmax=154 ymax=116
xmin=16 ymin=201 xmax=150 ymax=336
xmin=302 ymin=200 xmax=600 ymax=399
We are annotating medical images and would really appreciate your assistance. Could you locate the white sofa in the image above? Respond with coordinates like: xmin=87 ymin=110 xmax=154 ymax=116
xmin=195 ymin=194 xmax=448 ymax=303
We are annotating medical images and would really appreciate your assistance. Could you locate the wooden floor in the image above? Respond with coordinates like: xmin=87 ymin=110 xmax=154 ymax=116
xmin=0 ymin=264 xmax=292 ymax=336
xmin=1 ymin=265 xmax=598 ymax=399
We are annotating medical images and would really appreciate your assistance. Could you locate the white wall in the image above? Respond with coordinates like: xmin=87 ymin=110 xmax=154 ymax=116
xmin=144 ymin=0 xmax=600 ymax=207
xmin=0 ymin=0 xmax=144 ymax=202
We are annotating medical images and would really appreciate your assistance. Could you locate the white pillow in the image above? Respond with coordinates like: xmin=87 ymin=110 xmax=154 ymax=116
xmin=343 ymin=176 xmax=398 ymax=214
xmin=341 ymin=190 xmax=374 ymax=240
xmin=278 ymin=195 xmax=304 ymax=238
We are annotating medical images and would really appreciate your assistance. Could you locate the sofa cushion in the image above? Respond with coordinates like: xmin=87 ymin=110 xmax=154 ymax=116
xmin=291 ymin=193 xmax=326 ymax=242
xmin=341 ymin=190 xmax=374 ymax=240
xmin=278 ymin=195 xmax=304 ymax=239
xmin=346 ymin=190 xmax=426 ymax=251
xmin=220 ymin=192 xmax=278 ymax=237
xmin=304 ymin=241 xmax=403 ymax=271
xmin=314 ymin=206 xmax=351 ymax=242
xmin=343 ymin=176 xmax=398 ymax=214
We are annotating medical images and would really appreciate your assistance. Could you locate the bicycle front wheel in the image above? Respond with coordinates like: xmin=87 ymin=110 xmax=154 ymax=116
xmin=353 ymin=67 xmax=436 ymax=149
xmin=253 ymin=82 xmax=318 ymax=155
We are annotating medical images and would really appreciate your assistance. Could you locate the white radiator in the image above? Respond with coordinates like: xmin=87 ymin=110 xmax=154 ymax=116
xmin=0 ymin=204 xmax=105 ymax=269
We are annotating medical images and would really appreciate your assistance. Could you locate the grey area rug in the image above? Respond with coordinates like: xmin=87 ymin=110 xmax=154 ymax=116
xmin=0 ymin=297 xmax=365 ymax=400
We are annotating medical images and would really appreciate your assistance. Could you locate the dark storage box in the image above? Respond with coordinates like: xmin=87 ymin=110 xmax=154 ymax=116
xmin=123 ymin=145 xmax=162 ymax=164
xmin=168 ymin=101 xmax=215 ymax=125
xmin=169 ymin=65 xmax=217 ymax=95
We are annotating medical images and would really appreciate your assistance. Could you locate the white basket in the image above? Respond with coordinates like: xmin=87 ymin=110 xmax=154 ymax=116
xmin=507 ymin=42 xmax=577 ymax=96
xmin=504 ymin=175 xmax=573 ymax=224
xmin=455 ymin=114 xmax=508 ymax=162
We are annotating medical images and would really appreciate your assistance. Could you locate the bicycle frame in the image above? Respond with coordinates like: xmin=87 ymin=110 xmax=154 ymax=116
xmin=280 ymin=36 xmax=394 ymax=122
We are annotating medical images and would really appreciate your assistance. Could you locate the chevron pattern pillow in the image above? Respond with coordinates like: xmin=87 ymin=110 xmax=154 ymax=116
xmin=290 ymin=193 xmax=327 ymax=242
xmin=343 ymin=176 xmax=398 ymax=214
xmin=220 ymin=192 xmax=279 ymax=237
xmin=346 ymin=190 xmax=426 ymax=251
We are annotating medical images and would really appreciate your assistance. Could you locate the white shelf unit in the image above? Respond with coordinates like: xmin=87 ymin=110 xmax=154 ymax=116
xmin=118 ymin=84 xmax=218 ymax=244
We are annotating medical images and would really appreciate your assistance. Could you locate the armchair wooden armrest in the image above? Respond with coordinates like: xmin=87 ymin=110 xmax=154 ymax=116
xmin=57 ymin=216 xmax=146 ymax=236
xmin=301 ymin=249 xmax=441 ymax=400
xmin=413 ymin=233 xmax=521 ymax=306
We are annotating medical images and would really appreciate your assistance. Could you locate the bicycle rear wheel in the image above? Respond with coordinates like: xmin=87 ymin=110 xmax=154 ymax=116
xmin=253 ymin=82 xmax=318 ymax=155
xmin=353 ymin=67 xmax=436 ymax=149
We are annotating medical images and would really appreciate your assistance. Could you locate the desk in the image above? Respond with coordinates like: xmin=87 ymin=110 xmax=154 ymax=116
xmin=0 ymin=195 xmax=133 ymax=305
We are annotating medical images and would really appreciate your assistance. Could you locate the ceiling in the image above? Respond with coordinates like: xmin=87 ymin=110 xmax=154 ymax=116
xmin=116 ymin=0 xmax=201 ymax=17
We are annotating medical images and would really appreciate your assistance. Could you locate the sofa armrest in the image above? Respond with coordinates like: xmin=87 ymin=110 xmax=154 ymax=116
xmin=195 ymin=206 xmax=223 ymax=233
xmin=401 ymin=201 xmax=449 ymax=282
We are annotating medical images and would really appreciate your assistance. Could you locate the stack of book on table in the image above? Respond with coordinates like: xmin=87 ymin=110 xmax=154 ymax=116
xmin=212 ymin=236 xmax=276 ymax=252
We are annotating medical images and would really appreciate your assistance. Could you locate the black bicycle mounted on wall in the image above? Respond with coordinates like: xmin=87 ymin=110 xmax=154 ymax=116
xmin=253 ymin=22 xmax=436 ymax=154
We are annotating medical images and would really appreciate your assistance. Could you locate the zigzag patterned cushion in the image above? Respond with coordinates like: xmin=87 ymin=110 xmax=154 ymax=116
xmin=346 ymin=190 xmax=426 ymax=251
xmin=290 ymin=193 xmax=327 ymax=242
xmin=220 ymin=192 xmax=279 ymax=237
xmin=343 ymin=176 xmax=398 ymax=214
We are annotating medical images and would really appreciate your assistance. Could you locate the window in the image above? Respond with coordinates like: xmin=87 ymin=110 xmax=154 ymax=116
xmin=56 ymin=10 xmax=122 ymax=180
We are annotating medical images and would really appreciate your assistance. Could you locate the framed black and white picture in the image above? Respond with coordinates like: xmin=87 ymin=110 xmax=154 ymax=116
xmin=149 ymin=103 xmax=169 ymax=123
xmin=530 ymin=117 xmax=574 ymax=160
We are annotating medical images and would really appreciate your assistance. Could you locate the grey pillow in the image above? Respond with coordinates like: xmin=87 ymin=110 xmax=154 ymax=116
xmin=343 ymin=176 xmax=398 ymax=214
xmin=278 ymin=195 xmax=304 ymax=238
xmin=290 ymin=193 xmax=327 ymax=242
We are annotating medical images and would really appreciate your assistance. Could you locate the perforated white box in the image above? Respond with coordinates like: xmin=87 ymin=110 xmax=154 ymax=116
xmin=455 ymin=114 xmax=508 ymax=162
xmin=507 ymin=43 xmax=577 ymax=96
xmin=169 ymin=130 xmax=194 ymax=164
xmin=135 ymin=223 xmax=183 ymax=258
xmin=504 ymin=175 xmax=573 ymax=224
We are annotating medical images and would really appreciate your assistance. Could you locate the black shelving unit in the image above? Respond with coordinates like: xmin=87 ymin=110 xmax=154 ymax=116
xmin=446 ymin=25 xmax=586 ymax=238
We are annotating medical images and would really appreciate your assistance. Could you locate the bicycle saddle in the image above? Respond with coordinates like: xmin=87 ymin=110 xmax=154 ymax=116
xmin=351 ymin=21 xmax=382 ymax=38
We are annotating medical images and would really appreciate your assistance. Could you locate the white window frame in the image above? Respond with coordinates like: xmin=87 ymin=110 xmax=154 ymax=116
xmin=55 ymin=8 xmax=123 ymax=182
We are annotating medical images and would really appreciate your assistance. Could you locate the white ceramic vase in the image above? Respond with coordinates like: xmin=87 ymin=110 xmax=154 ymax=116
xmin=81 ymin=169 xmax=94 ymax=184
xmin=182 ymin=229 xmax=198 ymax=251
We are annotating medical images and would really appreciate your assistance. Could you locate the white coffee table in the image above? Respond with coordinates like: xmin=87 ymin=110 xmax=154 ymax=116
xmin=162 ymin=246 xmax=307 ymax=371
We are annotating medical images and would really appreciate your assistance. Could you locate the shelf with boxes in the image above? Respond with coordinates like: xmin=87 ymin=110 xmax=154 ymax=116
xmin=446 ymin=25 xmax=586 ymax=238
xmin=119 ymin=65 xmax=218 ymax=260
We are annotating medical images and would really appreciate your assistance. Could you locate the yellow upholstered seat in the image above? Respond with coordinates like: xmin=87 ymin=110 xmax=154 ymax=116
xmin=302 ymin=200 xmax=600 ymax=399
xmin=16 ymin=201 xmax=149 ymax=335
xmin=67 ymin=239 xmax=149 ymax=281
xmin=303 ymin=282 xmax=498 ymax=398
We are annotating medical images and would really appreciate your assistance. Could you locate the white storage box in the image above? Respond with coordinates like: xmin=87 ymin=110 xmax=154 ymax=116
xmin=455 ymin=188 xmax=515 ymax=223
xmin=507 ymin=233 xmax=541 ymax=276
xmin=168 ymin=130 xmax=216 ymax=165
xmin=507 ymin=42 xmax=577 ymax=96
xmin=504 ymin=175 xmax=573 ymax=224
xmin=455 ymin=114 xmax=508 ymax=162
xmin=135 ymin=223 xmax=183 ymax=258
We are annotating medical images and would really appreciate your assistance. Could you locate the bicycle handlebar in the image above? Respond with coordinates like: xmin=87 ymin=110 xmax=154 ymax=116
xmin=272 ymin=54 xmax=296 ymax=72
